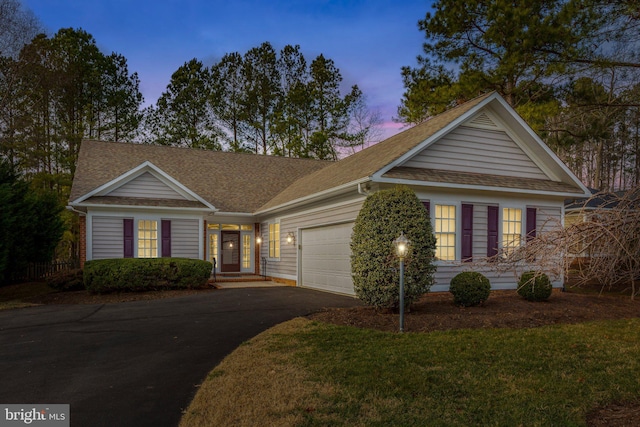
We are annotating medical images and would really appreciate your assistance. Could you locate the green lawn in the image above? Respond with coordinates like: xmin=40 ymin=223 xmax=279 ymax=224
xmin=183 ymin=318 xmax=640 ymax=427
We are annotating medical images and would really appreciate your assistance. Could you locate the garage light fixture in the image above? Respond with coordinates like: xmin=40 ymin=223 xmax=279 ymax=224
xmin=286 ymin=231 xmax=296 ymax=245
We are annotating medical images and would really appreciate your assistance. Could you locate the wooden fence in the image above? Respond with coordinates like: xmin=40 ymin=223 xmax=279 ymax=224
xmin=11 ymin=260 xmax=80 ymax=283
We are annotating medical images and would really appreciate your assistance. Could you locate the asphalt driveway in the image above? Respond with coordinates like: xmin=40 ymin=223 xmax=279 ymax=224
xmin=0 ymin=287 xmax=360 ymax=426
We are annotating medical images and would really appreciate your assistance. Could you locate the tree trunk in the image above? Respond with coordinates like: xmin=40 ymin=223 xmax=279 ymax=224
xmin=594 ymin=139 xmax=604 ymax=189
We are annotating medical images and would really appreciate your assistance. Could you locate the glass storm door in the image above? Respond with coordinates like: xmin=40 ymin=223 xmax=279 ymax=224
xmin=221 ymin=231 xmax=240 ymax=272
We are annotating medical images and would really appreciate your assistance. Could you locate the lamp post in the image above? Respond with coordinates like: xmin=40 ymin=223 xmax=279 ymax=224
xmin=393 ymin=232 xmax=410 ymax=333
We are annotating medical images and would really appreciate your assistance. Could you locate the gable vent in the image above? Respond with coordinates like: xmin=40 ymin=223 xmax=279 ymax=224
xmin=467 ymin=112 xmax=499 ymax=129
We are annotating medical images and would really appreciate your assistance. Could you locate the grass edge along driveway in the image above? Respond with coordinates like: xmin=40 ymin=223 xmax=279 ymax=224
xmin=180 ymin=317 xmax=640 ymax=427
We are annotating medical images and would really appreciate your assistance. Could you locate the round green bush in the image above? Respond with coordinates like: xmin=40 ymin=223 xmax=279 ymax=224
xmin=351 ymin=185 xmax=437 ymax=309
xmin=449 ymin=272 xmax=491 ymax=307
xmin=517 ymin=271 xmax=553 ymax=301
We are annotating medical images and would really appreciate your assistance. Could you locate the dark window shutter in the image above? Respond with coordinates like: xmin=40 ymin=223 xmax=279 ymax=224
xmin=487 ymin=206 xmax=499 ymax=257
xmin=526 ymin=208 xmax=537 ymax=241
xmin=422 ymin=201 xmax=430 ymax=214
xmin=123 ymin=219 xmax=134 ymax=258
xmin=161 ymin=220 xmax=171 ymax=257
xmin=461 ymin=204 xmax=473 ymax=261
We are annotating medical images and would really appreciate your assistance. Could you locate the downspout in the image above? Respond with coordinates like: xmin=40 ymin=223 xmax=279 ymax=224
xmin=66 ymin=205 xmax=86 ymax=216
xmin=66 ymin=205 xmax=87 ymax=267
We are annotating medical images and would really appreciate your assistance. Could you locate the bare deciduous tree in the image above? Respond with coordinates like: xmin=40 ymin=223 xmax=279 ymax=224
xmin=472 ymin=188 xmax=640 ymax=299
xmin=0 ymin=0 xmax=42 ymax=57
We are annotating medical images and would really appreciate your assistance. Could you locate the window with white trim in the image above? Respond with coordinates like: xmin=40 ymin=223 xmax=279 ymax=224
xmin=269 ymin=222 xmax=280 ymax=258
xmin=209 ymin=233 xmax=218 ymax=265
xmin=434 ymin=204 xmax=456 ymax=261
xmin=502 ymin=208 xmax=522 ymax=256
xmin=242 ymin=234 xmax=251 ymax=269
xmin=138 ymin=220 xmax=158 ymax=258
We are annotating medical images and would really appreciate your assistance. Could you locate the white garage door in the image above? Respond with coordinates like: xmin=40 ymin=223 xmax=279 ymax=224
xmin=300 ymin=222 xmax=355 ymax=295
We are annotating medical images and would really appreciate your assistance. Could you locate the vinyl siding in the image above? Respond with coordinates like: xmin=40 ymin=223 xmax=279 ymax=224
xmin=108 ymin=172 xmax=186 ymax=200
xmin=170 ymin=218 xmax=200 ymax=258
xmin=537 ymin=206 xmax=562 ymax=233
xmin=92 ymin=216 xmax=124 ymax=259
xmin=431 ymin=203 xmax=564 ymax=291
xmin=472 ymin=203 xmax=489 ymax=259
xmin=260 ymin=193 xmax=564 ymax=291
xmin=402 ymin=126 xmax=548 ymax=180
xmin=433 ymin=264 xmax=523 ymax=290
xmin=260 ymin=199 xmax=363 ymax=280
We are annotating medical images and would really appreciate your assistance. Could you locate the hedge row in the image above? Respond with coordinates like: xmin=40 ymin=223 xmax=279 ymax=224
xmin=83 ymin=258 xmax=212 ymax=294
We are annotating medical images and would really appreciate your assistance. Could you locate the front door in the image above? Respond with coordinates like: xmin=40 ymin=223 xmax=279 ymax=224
xmin=221 ymin=231 xmax=240 ymax=272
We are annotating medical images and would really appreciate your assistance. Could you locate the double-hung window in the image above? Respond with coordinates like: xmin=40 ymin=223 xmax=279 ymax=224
xmin=138 ymin=220 xmax=158 ymax=258
xmin=502 ymin=208 xmax=522 ymax=256
xmin=269 ymin=222 xmax=280 ymax=258
xmin=434 ymin=204 xmax=456 ymax=261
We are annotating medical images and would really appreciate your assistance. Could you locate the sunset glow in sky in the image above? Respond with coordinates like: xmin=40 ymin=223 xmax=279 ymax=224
xmin=22 ymin=0 xmax=433 ymax=140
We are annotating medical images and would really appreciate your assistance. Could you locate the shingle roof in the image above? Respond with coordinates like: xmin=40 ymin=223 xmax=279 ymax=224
xmin=71 ymin=92 xmax=587 ymax=216
xmin=80 ymin=196 xmax=208 ymax=209
xmin=70 ymin=140 xmax=332 ymax=213
xmin=256 ymin=92 xmax=495 ymax=212
xmin=565 ymin=188 xmax=640 ymax=210
xmin=384 ymin=167 xmax=584 ymax=194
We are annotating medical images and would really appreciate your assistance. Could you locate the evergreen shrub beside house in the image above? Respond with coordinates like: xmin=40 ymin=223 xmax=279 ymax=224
xmin=350 ymin=186 xmax=437 ymax=309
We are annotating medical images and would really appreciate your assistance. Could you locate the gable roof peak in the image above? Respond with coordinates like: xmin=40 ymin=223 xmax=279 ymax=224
xmin=70 ymin=139 xmax=332 ymax=213
xmin=258 ymin=91 xmax=591 ymax=212
xmin=256 ymin=92 xmax=496 ymax=212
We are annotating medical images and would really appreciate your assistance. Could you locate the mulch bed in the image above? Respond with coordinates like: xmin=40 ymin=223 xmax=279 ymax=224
xmin=308 ymin=290 xmax=640 ymax=333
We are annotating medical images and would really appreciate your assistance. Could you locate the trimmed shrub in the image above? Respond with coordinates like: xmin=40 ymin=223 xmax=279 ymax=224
xmin=47 ymin=269 xmax=84 ymax=291
xmin=351 ymin=185 xmax=437 ymax=309
xmin=83 ymin=258 xmax=212 ymax=294
xmin=517 ymin=271 xmax=553 ymax=301
xmin=449 ymin=272 xmax=491 ymax=307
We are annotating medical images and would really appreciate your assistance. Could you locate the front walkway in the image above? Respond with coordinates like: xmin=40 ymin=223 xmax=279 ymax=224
xmin=214 ymin=280 xmax=287 ymax=289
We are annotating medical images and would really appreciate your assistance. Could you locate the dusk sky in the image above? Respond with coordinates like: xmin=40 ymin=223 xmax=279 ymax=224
xmin=21 ymin=0 xmax=434 ymax=141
